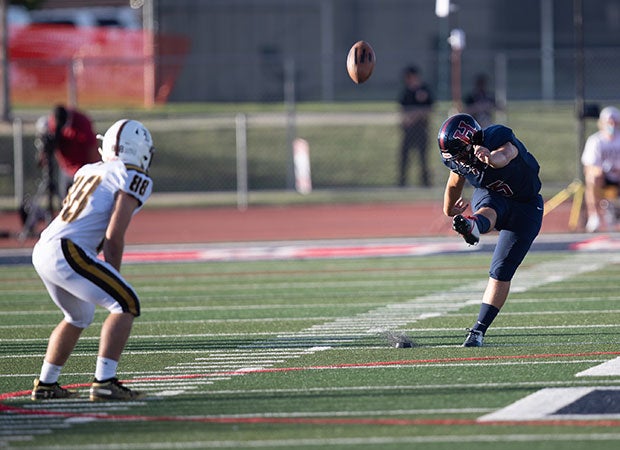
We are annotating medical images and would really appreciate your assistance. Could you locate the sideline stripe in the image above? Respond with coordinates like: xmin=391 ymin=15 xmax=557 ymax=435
xmin=120 ymin=242 xmax=472 ymax=263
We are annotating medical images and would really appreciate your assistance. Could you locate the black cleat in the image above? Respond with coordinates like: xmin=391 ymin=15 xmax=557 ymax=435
xmin=453 ymin=215 xmax=480 ymax=246
xmin=462 ymin=328 xmax=484 ymax=347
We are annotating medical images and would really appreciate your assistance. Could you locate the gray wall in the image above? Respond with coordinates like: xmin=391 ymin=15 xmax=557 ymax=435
xmin=155 ymin=0 xmax=620 ymax=102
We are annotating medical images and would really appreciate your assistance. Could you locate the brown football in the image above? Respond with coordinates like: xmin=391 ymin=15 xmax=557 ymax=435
xmin=346 ymin=40 xmax=375 ymax=84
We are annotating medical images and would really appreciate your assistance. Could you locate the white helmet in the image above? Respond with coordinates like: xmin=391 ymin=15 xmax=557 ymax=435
xmin=98 ymin=119 xmax=154 ymax=171
xmin=35 ymin=115 xmax=49 ymax=136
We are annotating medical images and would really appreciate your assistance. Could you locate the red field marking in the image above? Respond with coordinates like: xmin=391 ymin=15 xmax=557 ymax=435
xmin=570 ymin=235 xmax=620 ymax=251
xmin=119 ymin=241 xmax=469 ymax=263
xmin=3 ymin=350 xmax=620 ymax=427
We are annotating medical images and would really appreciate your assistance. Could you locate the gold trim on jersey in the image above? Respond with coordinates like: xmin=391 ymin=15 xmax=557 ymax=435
xmin=125 ymin=164 xmax=148 ymax=175
xmin=61 ymin=239 xmax=140 ymax=317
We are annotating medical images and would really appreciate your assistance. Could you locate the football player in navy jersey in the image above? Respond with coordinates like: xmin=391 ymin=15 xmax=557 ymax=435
xmin=437 ymin=113 xmax=543 ymax=347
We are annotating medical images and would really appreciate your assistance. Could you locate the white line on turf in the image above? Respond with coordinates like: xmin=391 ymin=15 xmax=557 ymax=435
xmin=576 ymin=356 xmax=620 ymax=377
xmin=11 ymin=434 xmax=620 ymax=449
xmin=478 ymin=387 xmax=620 ymax=422
xmin=3 ymin=252 xmax=620 ymax=443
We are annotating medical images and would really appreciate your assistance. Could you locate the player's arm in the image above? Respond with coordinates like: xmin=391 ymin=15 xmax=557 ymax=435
xmin=583 ymin=164 xmax=605 ymax=188
xmin=443 ymin=171 xmax=469 ymax=216
xmin=103 ymin=191 xmax=140 ymax=271
xmin=583 ymin=164 xmax=606 ymax=216
xmin=473 ymin=141 xmax=518 ymax=168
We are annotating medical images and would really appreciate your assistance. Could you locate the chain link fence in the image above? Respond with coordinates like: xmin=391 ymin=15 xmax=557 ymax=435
xmin=1 ymin=47 xmax=616 ymax=208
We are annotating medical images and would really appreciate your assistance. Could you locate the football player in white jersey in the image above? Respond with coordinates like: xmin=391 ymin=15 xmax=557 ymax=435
xmin=31 ymin=119 xmax=154 ymax=401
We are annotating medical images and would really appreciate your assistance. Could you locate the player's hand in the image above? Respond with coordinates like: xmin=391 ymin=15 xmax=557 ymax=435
xmin=449 ymin=197 xmax=470 ymax=216
xmin=473 ymin=145 xmax=491 ymax=165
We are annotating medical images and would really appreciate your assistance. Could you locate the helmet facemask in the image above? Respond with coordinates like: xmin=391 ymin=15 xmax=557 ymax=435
xmin=441 ymin=143 xmax=472 ymax=162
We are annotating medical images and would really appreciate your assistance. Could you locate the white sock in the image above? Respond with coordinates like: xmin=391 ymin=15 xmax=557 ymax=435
xmin=95 ymin=357 xmax=118 ymax=382
xmin=39 ymin=361 xmax=63 ymax=384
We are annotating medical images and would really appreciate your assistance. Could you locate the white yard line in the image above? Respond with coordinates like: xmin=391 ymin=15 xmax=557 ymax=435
xmin=2 ymin=252 xmax=620 ymax=444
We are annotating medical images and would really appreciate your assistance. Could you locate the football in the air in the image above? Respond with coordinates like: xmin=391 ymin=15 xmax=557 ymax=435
xmin=346 ymin=40 xmax=375 ymax=84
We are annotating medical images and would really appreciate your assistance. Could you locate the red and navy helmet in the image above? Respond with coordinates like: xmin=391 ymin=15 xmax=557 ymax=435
xmin=437 ymin=113 xmax=482 ymax=162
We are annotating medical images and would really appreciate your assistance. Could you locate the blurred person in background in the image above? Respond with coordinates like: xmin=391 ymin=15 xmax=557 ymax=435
xmin=21 ymin=106 xmax=101 ymax=237
xmin=463 ymin=73 xmax=497 ymax=128
xmin=35 ymin=105 xmax=100 ymax=198
xmin=581 ymin=106 xmax=620 ymax=232
xmin=397 ymin=65 xmax=434 ymax=187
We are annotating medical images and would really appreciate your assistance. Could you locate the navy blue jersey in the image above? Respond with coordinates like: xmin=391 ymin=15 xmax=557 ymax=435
xmin=443 ymin=125 xmax=541 ymax=202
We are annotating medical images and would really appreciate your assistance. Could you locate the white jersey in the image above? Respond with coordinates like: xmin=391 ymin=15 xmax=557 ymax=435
xmin=581 ymin=131 xmax=620 ymax=183
xmin=38 ymin=159 xmax=153 ymax=254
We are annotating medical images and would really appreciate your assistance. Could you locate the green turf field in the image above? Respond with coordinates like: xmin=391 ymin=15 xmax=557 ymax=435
xmin=1 ymin=248 xmax=620 ymax=449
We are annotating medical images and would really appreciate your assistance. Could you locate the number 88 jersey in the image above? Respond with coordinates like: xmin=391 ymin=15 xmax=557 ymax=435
xmin=38 ymin=159 xmax=153 ymax=254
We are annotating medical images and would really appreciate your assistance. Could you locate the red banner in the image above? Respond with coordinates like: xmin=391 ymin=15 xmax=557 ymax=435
xmin=9 ymin=25 xmax=189 ymax=107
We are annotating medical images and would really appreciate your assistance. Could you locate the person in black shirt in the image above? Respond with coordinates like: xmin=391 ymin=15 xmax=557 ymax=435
xmin=397 ymin=66 xmax=434 ymax=187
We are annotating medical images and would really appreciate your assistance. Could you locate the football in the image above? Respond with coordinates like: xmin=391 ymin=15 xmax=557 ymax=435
xmin=346 ymin=40 xmax=375 ymax=84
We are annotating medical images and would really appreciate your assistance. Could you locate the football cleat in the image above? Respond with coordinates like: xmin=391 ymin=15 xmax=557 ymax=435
xmin=31 ymin=378 xmax=78 ymax=400
xmin=462 ymin=328 xmax=484 ymax=347
xmin=90 ymin=377 xmax=145 ymax=401
xmin=453 ymin=214 xmax=480 ymax=245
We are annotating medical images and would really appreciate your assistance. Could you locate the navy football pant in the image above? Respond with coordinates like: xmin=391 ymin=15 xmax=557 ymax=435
xmin=471 ymin=189 xmax=544 ymax=282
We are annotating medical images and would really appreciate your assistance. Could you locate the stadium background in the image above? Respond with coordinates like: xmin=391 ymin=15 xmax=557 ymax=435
xmin=0 ymin=0 xmax=618 ymax=235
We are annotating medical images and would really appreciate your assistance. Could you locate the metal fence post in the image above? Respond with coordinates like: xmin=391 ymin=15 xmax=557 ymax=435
xmin=284 ymin=58 xmax=296 ymax=190
xmin=67 ymin=58 xmax=79 ymax=108
xmin=235 ymin=113 xmax=248 ymax=211
xmin=494 ymin=52 xmax=507 ymax=124
xmin=12 ymin=117 xmax=23 ymax=207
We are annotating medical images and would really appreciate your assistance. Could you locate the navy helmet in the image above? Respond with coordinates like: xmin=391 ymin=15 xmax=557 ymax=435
xmin=437 ymin=113 xmax=482 ymax=162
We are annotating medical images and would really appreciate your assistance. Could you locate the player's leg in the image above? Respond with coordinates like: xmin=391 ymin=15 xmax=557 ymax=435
xmin=415 ymin=125 xmax=431 ymax=187
xmin=464 ymin=196 xmax=543 ymax=347
xmin=35 ymin=239 xmax=144 ymax=400
xmin=33 ymin=273 xmax=95 ymax=365
xmin=32 ymin=317 xmax=85 ymax=399
xmin=57 ymin=241 xmax=144 ymax=401
xmin=53 ymin=239 xmax=144 ymax=400
xmin=583 ymin=165 xmax=605 ymax=232
xmin=89 ymin=311 xmax=145 ymax=401
xmin=31 ymin=241 xmax=94 ymax=399
xmin=98 ymin=313 xmax=134 ymax=362
xmin=42 ymin=320 xmax=84 ymax=368
xmin=95 ymin=312 xmax=134 ymax=381
xmin=398 ymin=127 xmax=414 ymax=186
xmin=463 ymin=277 xmax=510 ymax=347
